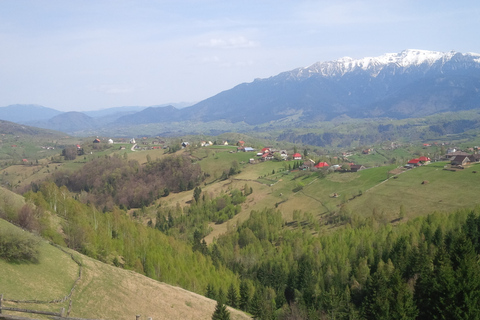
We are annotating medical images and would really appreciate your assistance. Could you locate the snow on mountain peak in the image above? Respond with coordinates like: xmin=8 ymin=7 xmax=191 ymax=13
xmin=295 ymin=49 xmax=479 ymax=79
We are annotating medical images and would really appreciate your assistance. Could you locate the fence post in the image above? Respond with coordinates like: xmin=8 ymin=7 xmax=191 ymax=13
xmin=0 ymin=294 xmax=3 ymax=314
xmin=60 ymin=307 xmax=65 ymax=317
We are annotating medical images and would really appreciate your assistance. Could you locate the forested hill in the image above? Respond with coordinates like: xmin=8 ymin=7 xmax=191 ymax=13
xmin=0 ymin=119 xmax=65 ymax=136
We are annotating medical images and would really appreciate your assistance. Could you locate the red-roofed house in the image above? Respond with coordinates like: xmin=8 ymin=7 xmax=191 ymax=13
xmin=419 ymin=156 xmax=431 ymax=164
xmin=406 ymin=158 xmax=421 ymax=167
xmin=293 ymin=153 xmax=302 ymax=160
xmin=261 ymin=147 xmax=271 ymax=154
xmin=314 ymin=161 xmax=329 ymax=168
xmin=262 ymin=152 xmax=273 ymax=161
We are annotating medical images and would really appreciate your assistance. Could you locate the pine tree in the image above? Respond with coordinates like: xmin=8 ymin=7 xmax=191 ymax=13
xmin=239 ymin=280 xmax=250 ymax=311
xmin=212 ymin=300 xmax=231 ymax=320
xmin=206 ymin=283 xmax=217 ymax=300
xmin=250 ymin=288 xmax=264 ymax=319
xmin=227 ymin=282 xmax=238 ymax=308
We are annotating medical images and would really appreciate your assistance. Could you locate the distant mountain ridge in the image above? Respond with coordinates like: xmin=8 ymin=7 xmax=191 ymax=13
xmin=0 ymin=104 xmax=62 ymax=123
xmin=174 ymin=49 xmax=480 ymax=124
xmin=2 ymin=49 xmax=480 ymax=134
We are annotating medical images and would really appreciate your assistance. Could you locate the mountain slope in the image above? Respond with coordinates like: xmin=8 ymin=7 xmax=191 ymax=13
xmin=26 ymin=111 xmax=97 ymax=133
xmin=115 ymin=105 xmax=182 ymax=124
xmin=0 ymin=104 xmax=63 ymax=123
xmin=177 ymin=49 xmax=480 ymax=124
xmin=0 ymin=119 xmax=66 ymax=136
xmin=0 ymin=219 xmax=249 ymax=320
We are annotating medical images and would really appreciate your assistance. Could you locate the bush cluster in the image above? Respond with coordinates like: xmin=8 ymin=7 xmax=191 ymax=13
xmin=0 ymin=226 xmax=40 ymax=262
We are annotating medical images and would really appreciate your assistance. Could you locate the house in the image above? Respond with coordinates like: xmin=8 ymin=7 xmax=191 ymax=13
xmin=446 ymin=151 xmax=470 ymax=159
xmin=261 ymin=147 xmax=272 ymax=154
xmin=244 ymin=147 xmax=255 ymax=152
xmin=93 ymin=138 xmax=101 ymax=143
xmin=314 ymin=161 xmax=329 ymax=169
xmin=108 ymin=139 xmax=114 ymax=144
xmin=249 ymin=158 xmax=255 ymax=164
xmin=406 ymin=158 xmax=421 ymax=167
xmin=262 ymin=152 xmax=274 ymax=161
xmin=350 ymin=164 xmax=366 ymax=172
xmin=130 ymin=138 xmax=136 ymax=144
xmin=303 ymin=159 xmax=315 ymax=168
xmin=223 ymin=141 xmax=229 ymax=145
xmin=293 ymin=153 xmax=302 ymax=160
xmin=451 ymin=155 xmax=471 ymax=166
xmin=238 ymin=141 xmax=245 ymax=147
xmin=470 ymin=154 xmax=480 ymax=162
xmin=181 ymin=142 xmax=190 ymax=148
xmin=280 ymin=150 xmax=288 ymax=159
xmin=419 ymin=156 xmax=431 ymax=164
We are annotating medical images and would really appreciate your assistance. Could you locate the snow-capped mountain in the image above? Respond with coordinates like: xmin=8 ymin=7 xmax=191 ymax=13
xmin=151 ymin=49 xmax=479 ymax=125
xmin=291 ymin=49 xmax=480 ymax=78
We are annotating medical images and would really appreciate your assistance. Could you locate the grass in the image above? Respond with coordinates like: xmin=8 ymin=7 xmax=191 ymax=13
xmin=344 ymin=161 xmax=480 ymax=220
xmin=0 ymin=219 xmax=77 ymax=316
xmin=0 ymin=219 xmax=250 ymax=320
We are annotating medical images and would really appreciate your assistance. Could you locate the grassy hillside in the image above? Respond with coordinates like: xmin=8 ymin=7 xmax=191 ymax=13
xmin=0 ymin=219 xmax=249 ymax=320
xmin=159 ymin=151 xmax=480 ymax=243
xmin=343 ymin=161 xmax=480 ymax=220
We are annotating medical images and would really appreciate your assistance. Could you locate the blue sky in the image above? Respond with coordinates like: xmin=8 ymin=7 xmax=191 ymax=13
xmin=1 ymin=0 xmax=479 ymax=111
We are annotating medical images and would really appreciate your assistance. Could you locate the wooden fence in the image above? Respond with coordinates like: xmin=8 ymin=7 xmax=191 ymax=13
xmin=1 ymin=295 xmax=152 ymax=319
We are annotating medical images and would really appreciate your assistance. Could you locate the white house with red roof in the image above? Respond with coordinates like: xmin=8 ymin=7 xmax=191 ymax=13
xmin=293 ymin=153 xmax=302 ymax=160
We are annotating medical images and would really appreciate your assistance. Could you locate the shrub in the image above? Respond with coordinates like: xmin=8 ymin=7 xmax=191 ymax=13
xmin=0 ymin=226 xmax=40 ymax=263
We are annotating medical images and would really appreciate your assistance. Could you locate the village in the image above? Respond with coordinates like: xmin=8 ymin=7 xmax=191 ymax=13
xmin=83 ymin=137 xmax=480 ymax=173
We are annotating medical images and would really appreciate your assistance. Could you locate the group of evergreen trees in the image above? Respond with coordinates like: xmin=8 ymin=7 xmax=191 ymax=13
xmin=203 ymin=207 xmax=480 ymax=319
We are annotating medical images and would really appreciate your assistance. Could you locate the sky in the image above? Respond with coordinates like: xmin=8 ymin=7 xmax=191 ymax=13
xmin=1 ymin=0 xmax=479 ymax=112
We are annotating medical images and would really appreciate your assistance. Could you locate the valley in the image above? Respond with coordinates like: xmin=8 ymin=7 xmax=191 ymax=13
xmin=2 ymin=48 xmax=480 ymax=319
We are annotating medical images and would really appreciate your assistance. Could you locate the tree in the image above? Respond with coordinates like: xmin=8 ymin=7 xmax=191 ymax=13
xmin=62 ymin=146 xmax=77 ymax=160
xmin=212 ymin=300 xmax=231 ymax=320
xmin=227 ymin=282 xmax=238 ymax=308
xmin=250 ymin=288 xmax=264 ymax=319
xmin=239 ymin=280 xmax=250 ymax=311
xmin=194 ymin=186 xmax=202 ymax=203
xmin=206 ymin=283 xmax=217 ymax=300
